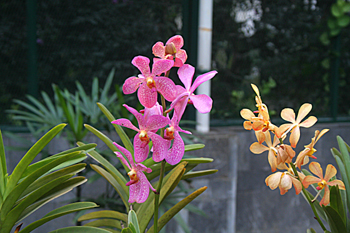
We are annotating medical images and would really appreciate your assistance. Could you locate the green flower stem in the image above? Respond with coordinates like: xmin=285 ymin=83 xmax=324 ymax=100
xmin=154 ymin=159 xmax=166 ymax=233
xmin=289 ymin=162 xmax=327 ymax=231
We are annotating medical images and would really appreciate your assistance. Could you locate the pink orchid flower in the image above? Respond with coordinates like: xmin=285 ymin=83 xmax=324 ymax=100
xmin=152 ymin=35 xmax=188 ymax=67
xmin=123 ymin=56 xmax=176 ymax=108
xmin=163 ymin=113 xmax=191 ymax=165
xmin=111 ymin=104 xmax=170 ymax=163
xmin=113 ymin=142 xmax=156 ymax=203
xmin=170 ymin=64 xmax=217 ymax=119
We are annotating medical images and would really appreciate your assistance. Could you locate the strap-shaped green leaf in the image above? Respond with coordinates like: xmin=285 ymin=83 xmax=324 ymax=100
xmin=1 ymin=174 xmax=73 ymax=233
xmin=84 ymin=219 xmax=122 ymax=229
xmin=16 ymin=176 xmax=87 ymax=225
xmin=127 ymin=210 xmax=140 ymax=233
xmin=4 ymin=123 xmax=66 ymax=198
xmin=181 ymin=169 xmax=218 ymax=180
xmin=84 ymin=124 xmax=130 ymax=173
xmin=96 ymin=102 xmax=133 ymax=153
xmin=78 ymin=210 xmax=127 ymax=223
xmin=48 ymin=226 xmax=111 ymax=233
xmin=0 ymin=130 xmax=7 ymax=196
xmin=330 ymin=182 xmax=346 ymax=224
xmin=184 ymin=144 xmax=205 ymax=152
xmin=19 ymin=163 xmax=86 ymax=199
xmin=1 ymin=151 xmax=81 ymax=222
xmin=146 ymin=186 xmax=207 ymax=233
xmin=18 ymin=202 xmax=98 ymax=233
xmin=90 ymin=164 xmax=129 ymax=211
xmin=77 ymin=142 xmax=128 ymax=189
xmin=137 ymin=162 xmax=188 ymax=232
xmin=322 ymin=205 xmax=346 ymax=233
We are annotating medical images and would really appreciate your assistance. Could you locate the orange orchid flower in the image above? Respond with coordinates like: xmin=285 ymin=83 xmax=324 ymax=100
xmin=279 ymin=103 xmax=317 ymax=148
xmin=250 ymin=131 xmax=280 ymax=172
xmin=302 ymin=162 xmax=345 ymax=206
xmin=265 ymin=163 xmax=303 ymax=195
xmin=295 ymin=129 xmax=329 ymax=169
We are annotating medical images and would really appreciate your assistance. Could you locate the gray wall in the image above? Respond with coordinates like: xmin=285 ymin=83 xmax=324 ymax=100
xmin=3 ymin=122 xmax=350 ymax=233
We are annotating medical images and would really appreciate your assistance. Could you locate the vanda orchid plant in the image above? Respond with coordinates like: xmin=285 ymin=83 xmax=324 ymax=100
xmin=73 ymin=35 xmax=218 ymax=233
xmin=241 ymin=84 xmax=350 ymax=233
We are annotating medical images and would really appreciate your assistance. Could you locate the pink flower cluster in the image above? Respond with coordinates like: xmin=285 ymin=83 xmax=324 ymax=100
xmin=111 ymin=35 xmax=217 ymax=203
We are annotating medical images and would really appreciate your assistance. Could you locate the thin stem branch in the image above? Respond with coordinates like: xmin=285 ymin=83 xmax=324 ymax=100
xmin=289 ymin=162 xmax=327 ymax=231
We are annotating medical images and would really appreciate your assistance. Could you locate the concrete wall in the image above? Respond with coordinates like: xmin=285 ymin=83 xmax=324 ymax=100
xmin=2 ymin=122 xmax=350 ymax=232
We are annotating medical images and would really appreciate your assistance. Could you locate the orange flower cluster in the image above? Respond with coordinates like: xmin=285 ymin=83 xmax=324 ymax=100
xmin=241 ymin=84 xmax=345 ymax=206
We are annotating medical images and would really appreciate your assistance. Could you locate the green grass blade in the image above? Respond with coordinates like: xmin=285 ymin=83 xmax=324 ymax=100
xmin=0 ymin=130 xmax=7 ymax=196
xmin=181 ymin=169 xmax=218 ymax=180
xmin=4 ymin=124 xmax=66 ymax=198
xmin=146 ymin=186 xmax=207 ymax=233
xmin=78 ymin=210 xmax=128 ymax=223
xmin=13 ymin=99 xmax=46 ymax=118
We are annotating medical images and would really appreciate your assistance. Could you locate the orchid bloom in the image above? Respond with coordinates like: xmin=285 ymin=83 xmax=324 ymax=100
xmin=295 ymin=129 xmax=329 ymax=169
xmin=111 ymin=104 xmax=170 ymax=162
xmin=169 ymin=64 xmax=217 ymax=120
xmin=122 ymin=56 xmax=176 ymax=108
xmin=279 ymin=103 xmax=317 ymax=148
xmin=303 ymin=162 xmax=345 ymax=206
xmin=265 ymin=164 xmax=303 ymax=195
xmin=250 ymin=131 xmax=280 ymax=172
xmin=152 ymin=35 xmax=188 ymax=67
xmin=113 ymin=142 xmax=156 ymax=203
xmin=163 ymin=113 xmax=191 ymax=165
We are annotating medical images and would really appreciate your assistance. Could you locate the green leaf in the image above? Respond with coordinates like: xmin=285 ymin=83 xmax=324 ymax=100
xmin=181 ymin=169 xmax=218 ymax=180
xmin=96 ymin=103 xmax=133 ymax=154
xmin=332 ymin=3 xmax=343 ymax=17
xmin=90 ymin=164 xmax=129 ymax=210
xmin=121 ymin=228 xmax=134 ymax=233
xmin=146 ymin=186 xmax=207 ymax=233
xmin=84 ymin=219 xmax=122 ymax=230
xmin=184 ymin=144 xmax=205 ymax=152
xmin=49 ymin=226 xmax=112 ymax=233
xmin=320 ymin=32 xmax=330 ymax=46
xmin=18 ymin=202 xmax=98 ymax=233
xmin=343 ymin=2 xmax=350 ymax=12
xmin=322 ymin=205 xmax=346 ymax=233
xmin=329 ymin=186 xmax=346 ymax=224
xmin=127 ymin=210 xmax=140 ymax=233
xmin=306 ymin=228 xmax=316 ymax=233
xmin=4 ymin=124 xmax=66 ymax=198
xmin=0 ymin=130 xmax=7 ymax=196
xmin=332 ymin=151 xmax=350 ymax=212
xmin=337 ymin=14 xmax=350 ymax=27
xmin=78 ymin=210 xmax=127 ymax=223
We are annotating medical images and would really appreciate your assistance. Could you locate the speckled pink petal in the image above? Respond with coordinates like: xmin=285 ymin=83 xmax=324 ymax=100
xmin=173 ymin=95 xmax=189 ymax=120
xmin=132 ymin=56 xmax=151 ymax=77
xmin=113 ymin=142 xmax=133 ymax=168
xmin=148 ymin=132 xmax=168 ymax=162
xmin=166 ymin=131 xmax=184 ymax=165
xmin=123 ymin=104 xmax=146 ymax=128
xmin=136 ymin=163 xmax=152 ymax=173
xmin=190 ymin=70 xmax=217 ymax=94
xmin=174 ymin=49 xmax=187 ymax=67
xmin=167 ymin=35 xmax=184 ymax=50
xmin=152 ymin=59 xmax=174 ymax=76
xmin=178 ymin=64 xmax=195 ymax=90
xmin=190 ymin=94 xmax=213 ymax=114
xmin=154 ymin=76 xmax=177 ymax=101
xmin=137 ymin=82 xmax=157 ymax=108
xmin=134 ymin=135 xmax=149 ymax=163
xmin=129 ymin=171 xmax=150 ymax=203
xmin=152 ymin=41 xmax=165 ymax=58
xmin=146 ymin=115 xmax=170 ymax=131
xmin=123 ymin=76 xmax=144 ymax=94
xmin=112 ymin=118 xmax=139 ymax=132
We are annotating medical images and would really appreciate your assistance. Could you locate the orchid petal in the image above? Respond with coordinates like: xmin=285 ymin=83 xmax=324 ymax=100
xmin=154 ymin=76 xmax=177 ymax=101
xmin=114 ymin=151 xmax=132 ymax=170
xmin=249 ymin=142 xmax=268 ymax=154
xmin=319 ymin=185 xmax=330 ymax=206
xmin=138 ymin=82 xmax=157 ymax=108
xmin=290 ymin=126 xmax=300 ymax=148
xmin=113 ymin=142 xmax=134 ymax=167
xmin=132 ymin=56 xmax=151 ymax=77
xmin=152 ymin=42 xmax=165 ymax=58
xmin=265 ymin=172 xmax=282 ymax=190
xmin=327 ymin=180 xmax=345 ymax=189
xmin=290 ymin=176 xmax=302 ymax=195
xmin=302 ymin=176 xmax=321 ymax=188
xmin=166 ymin=131 xmax=184 ymax=165
xmin=281 ymin=108 xmax=296 ymax=123
xmin=123 ymin=104 xmax=146 ymax=127
xmin=268 ymin=150 xmax=277 ymax=172
xmin=299 ymin=116 xmax=317 ymax=128
xmin=255 ymin=131 xmax=265 ymax=144
xmin=280 ymin=174 xmax=293 ymax=192
xmin=123 ymin=76 xmax=144 ymax=94
xmin=174 ymin=49 xmax=187 ymax=66
xmin=146 ymin=115 xmax=170 ymax=131
xmin=309 ymin=162 xmax=323 ymax=179
xmin=178 ymin=64 xmax=195 ymax=90
xmin=240 ymin=109 xmax=255 ymax=120
xmin=167 ymin=35 xmax=184 ymax=50
xmin=190 ymin=94 xmax=213 ymax=114
xmin=129 ymin=171 xmax=151 ymax=203
xmin=149 ymin=132 xmax=168 ymax=162
xmin=152 ymin=59 xmax=174 ymax=76
xmin=296 ymin=103 xmax=312 ymax=123
xmin=134 ymin=135 xmax=149 ymax=163
xmin=112 ymin=118 xmax=139 ymax=132
xmin=324 ymin=164 xmax=337 ymax=181
xmin=190 ymin=71 xmax=217 ymax=94
xmin=173 ymin=95 xmax=189 ymax=121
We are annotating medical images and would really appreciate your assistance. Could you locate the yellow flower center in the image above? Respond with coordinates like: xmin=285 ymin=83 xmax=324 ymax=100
xmin=317 ymin=180 xmax=327 ymax=190
xmin=306 ymin=147 xmax=317 ymax=156
xmin=165 ymin=126 xmax=175 ymax=140
xmin=146 ymin=77 xmax=156 ymax=89
xmin=128 ymin=170 xmax=139 ymax=183
xmin=139 ymin=130 xmax=149 ymax=142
